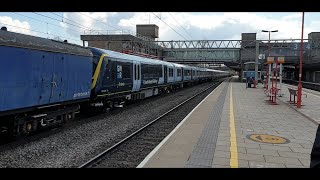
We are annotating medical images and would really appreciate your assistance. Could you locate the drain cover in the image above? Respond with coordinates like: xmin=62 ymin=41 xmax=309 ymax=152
xmin=246 ymin=134 xmax=290 ymax=144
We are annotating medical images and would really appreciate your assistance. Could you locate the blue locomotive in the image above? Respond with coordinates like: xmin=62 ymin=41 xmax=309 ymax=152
xmin=0 ymin=29 xmax=230 ymax=137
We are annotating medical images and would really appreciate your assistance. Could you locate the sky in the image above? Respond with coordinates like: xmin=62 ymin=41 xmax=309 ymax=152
xmin=0 ymin=12 xmax=318 ymax=45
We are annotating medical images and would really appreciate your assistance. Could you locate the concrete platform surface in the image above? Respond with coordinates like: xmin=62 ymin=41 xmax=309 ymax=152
xmin=138 ymin=77 xmax=318 ymax=168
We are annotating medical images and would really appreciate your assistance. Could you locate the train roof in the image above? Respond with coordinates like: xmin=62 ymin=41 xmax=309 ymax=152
xmin=90 ymin=48 xmax=229 ymax=75
xmin=170 ymin=62 xmax=189 ymax=68
xmin=0 ymin=30 xmax=92 ymax=57
xmin=91 ymin=47 xmax=174 ymax=66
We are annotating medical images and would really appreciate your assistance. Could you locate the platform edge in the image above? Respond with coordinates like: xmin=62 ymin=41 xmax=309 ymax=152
xmin=136 ymin=81 xmax=226 ymax=168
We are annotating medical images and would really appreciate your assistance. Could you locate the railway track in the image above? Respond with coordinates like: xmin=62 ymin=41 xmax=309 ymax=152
xmin=78 ymin=79 xmax=225 ymax=168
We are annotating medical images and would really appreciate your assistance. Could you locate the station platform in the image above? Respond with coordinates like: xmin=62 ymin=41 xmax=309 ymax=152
xmin=137 ymin=76 xmax=319 ymax=168
xmin=278 ymin=83 xmax=320 ymax=124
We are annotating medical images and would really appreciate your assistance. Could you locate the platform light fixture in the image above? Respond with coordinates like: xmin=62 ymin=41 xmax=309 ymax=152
xmin=261 ymin=29 xmax=278 ymax=91
xmin=297 ymin=12 xmax=304 ymax=108
xmin=261 ymin=30 xmax=278 ymax=56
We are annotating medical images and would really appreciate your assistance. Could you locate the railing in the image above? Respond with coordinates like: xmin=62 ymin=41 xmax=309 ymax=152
xmin=148 ymin=39 xmax=320 ymax=49
xmin=283 ymin=79 xmax=320 ymax=92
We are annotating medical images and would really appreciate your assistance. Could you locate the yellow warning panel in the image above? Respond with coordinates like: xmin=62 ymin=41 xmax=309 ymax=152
xmin=267 ymin=57 xmax=274 ymax=64
xmin=247 ymin=134 xmax=290 ymax=144
xmin=278 ymin=57 xmax=285 ymax=64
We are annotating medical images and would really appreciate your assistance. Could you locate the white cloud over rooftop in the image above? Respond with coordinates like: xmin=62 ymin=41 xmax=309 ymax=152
xmin=0 ymin=12 xmax=319 ymax=44
xmin=0 ymin=16 xmax=33 ymax=35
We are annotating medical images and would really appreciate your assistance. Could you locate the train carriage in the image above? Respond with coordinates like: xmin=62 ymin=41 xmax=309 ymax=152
xmin=0 ymin=30 xmax=93 ymax=136
xmin=171 ymin=63 xmax=185 ymax=87
xmin=0 ymin=29 xmax=231 ymax=137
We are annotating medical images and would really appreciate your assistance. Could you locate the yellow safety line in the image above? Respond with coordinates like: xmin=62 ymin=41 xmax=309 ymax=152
xmin=229 ymin=83 xmax=238 ymax=168
xmin=91 ymin=53 xmax=108 ymax=90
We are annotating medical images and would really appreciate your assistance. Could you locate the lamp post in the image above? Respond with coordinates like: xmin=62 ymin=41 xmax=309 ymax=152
xmin=297 ymin=12 xmax=304 ymax=108
xmin=262 ymin=30 xmax=278 ymax=92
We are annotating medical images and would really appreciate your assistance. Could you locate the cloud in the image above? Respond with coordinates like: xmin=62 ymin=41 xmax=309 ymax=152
xmin=58 ymin=12 xmax=319 ymax=41
xmin=60 ymin=12 xmax=119 ymax=38
xmin=118 ymin=12 xmax=317 ymax=41
xmin=0 ymin=16 xmax=33 ymax=35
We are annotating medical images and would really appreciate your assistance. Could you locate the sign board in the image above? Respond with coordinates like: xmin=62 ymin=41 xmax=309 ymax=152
xmin=244 ymin=71 xmax=255 ymax=78
xmin=292 ymin=43 xmax=310 ymax=51
xmin=258 ymin=54 xmax=266 ymax=60
xmin=246 ymin=134 xmax=290 ymax=144
xmin=267 ymin=57 xmax=274 ymax=64
xmin=278 ymin=57 xmax=285 ymax=64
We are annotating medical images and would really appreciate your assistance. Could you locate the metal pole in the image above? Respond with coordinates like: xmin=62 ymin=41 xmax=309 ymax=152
xmin=266 ymin=32 xmax=271 ymax=92
xmin=268 ymin=63 xmax=272 ymax=95
xmin=271 ymin=62 xmax=274 ymax=101
xmin=255 ymin=40 xmax=259 ymax=86
xmin=279 ymin=63 xmax=283 ymax=96
xmin=268 ymin=32 xmax=270 ymax=57
xmin=297 ymin=12 xmax=304 ymax=108
xmin=274 ymin=60 xmax=278 ymax=103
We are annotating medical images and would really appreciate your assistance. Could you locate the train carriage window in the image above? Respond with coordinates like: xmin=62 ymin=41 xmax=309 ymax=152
xmin=121 ymin=64 xmax=131 ymax=79
xmin=184 ymin=70 xmax=189 ymax=76
xmin=177 ymin=69 xmax=182 ymax=77
xmin=142 ymin=64 xmax=162 ymax=79
xmin=141 ymin=64 xmax=147 ymax=79
xmin=158 ymin=65 xmax=162 ymax=77
xmin=138 ymin=65 xmax=140 ymax=80
xmin=169 ymin=68 xmax=173 ymax=77
xmin=134 ymin=64 xmax=137 ymax=80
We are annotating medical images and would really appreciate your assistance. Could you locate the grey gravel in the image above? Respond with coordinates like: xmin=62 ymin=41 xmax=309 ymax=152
xmin=0 ymin=82 xmax=218 ymax=168
xmin=93 ymin=83 xmax=219 ymax=168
